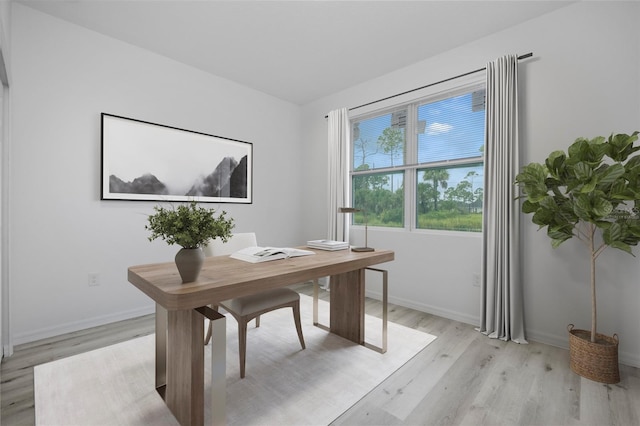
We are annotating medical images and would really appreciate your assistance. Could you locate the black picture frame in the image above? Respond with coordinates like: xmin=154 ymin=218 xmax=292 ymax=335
xmin=101 ymin=113 xmax=253 ymax=203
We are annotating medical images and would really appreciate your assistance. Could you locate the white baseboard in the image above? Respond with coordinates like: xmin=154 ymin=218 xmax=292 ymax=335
xmin=524 ymin=328 xmax=568 ymax=349
xmin=619 ymin=351 xmax=640 ymax=369
xmin=364 ymin=289 xmax=480 ymax=327
xmin=526 ymin=328 xmax=640 ymax=369
xmin=11 ymin=305 xmax=155 ymax=346
xmin=3 ymin=344 xmax=12 ymax=358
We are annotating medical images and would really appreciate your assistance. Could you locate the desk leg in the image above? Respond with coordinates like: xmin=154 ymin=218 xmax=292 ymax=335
xmin=196 ymin=306 xmax=227 ymax=426
xmin=314 ymin=268 xmax=388 ymax=352
xmin=313 ymin=278 xmax=319 ymax=325
xmin=166 ymin=309 xmax=205 ymax=426
xmin=329 ymin=269 xmax=365 ymax=344
xmin=363 ymin=267 xmax=388 ymax=354
xmin=155 ymin=304 xmax=167 ymax=398
xmin=210 ymin=315 xmax=226 ymax=426
xmin=312 ymin=279 xmax=330 ymax=333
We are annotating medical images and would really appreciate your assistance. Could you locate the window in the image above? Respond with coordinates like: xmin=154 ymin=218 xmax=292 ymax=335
xmin=350 ymin=85 xmax=485 ymax=232
xmin=351 ymin=109 xmax=406 ymax=228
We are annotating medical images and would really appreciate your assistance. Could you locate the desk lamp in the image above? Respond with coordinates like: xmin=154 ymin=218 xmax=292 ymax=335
xmin=339 ymin=207 xmax=374 ymax=252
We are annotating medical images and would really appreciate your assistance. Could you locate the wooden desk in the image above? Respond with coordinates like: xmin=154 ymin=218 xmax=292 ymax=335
xmin=128 ymin=248 xmax=394 ymax=426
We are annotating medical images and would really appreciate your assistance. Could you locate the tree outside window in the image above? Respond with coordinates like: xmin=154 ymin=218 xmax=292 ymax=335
xmin=350 ymin=87 xmax=484 ymax=232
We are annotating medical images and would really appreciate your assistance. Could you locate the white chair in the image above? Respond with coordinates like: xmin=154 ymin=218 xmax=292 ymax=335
xmin=203 ymin=232 xmax=306 ymax=378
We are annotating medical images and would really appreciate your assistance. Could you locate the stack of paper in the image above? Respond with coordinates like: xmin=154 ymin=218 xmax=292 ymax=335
xmin=306 ymin=239 xmax=350 ymax=251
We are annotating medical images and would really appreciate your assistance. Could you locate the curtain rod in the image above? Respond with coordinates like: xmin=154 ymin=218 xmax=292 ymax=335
xmin=324 ymin=52 xmax=533 ymax=118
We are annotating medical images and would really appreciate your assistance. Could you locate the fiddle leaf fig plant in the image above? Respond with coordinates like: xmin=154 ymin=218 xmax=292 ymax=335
xmin=515 ymin=132 xmax=640 ymax=343
xmin=146 ymin=201 xmax=234 ymax=249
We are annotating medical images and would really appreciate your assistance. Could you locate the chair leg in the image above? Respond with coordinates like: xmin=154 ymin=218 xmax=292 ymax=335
xmin=238 ymin=318 xmax=248 ymax=379
xmin=204 ymin=305 xmax=219 ymax=345
xmin=204 ymin=321 xmax=213 ymax=345
xmin=293 ymin=301 xmax=306 ymax=350
xmin=255 ymin=315 xmax=260 ymax=328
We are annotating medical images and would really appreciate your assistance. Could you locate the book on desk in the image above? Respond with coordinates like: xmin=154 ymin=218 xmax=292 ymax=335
xmin=230 ymin=246 xmax=315 ymax=263
xmin=306 ymin=239 xmax=349 ymax=251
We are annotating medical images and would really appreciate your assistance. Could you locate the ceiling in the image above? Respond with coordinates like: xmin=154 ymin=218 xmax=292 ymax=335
xmin=17 ymin=0 xmax=574 ymax=105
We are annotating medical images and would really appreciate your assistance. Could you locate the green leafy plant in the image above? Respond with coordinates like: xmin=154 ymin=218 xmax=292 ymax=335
xmin=146 ymin=201 xmax=234 ymax=249
xmin=515 ymin=132 xmax=640 ymax=342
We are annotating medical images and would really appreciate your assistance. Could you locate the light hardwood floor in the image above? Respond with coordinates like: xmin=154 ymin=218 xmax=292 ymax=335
xmin=2 ymin=283 xmax=638 ymax=425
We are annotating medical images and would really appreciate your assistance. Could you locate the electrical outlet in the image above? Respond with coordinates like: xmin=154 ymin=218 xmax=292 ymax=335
xmin=472 ymin=273 xmax=480 ymax=287
xmin=88 ymin=273 xmax=100 ymax=287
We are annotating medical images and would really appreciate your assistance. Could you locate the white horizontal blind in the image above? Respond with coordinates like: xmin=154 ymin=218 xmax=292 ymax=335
xmin=351 ymin=108 xmax=407 ymax=171
xmin=417 ymin=88 xmax=485 ymax=165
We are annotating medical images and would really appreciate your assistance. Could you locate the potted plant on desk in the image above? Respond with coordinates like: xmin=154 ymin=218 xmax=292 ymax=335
xmin=515 ymin=131 xmax=640 ymax=383
xmin=146 ymin=201 xmax=234 ymax=283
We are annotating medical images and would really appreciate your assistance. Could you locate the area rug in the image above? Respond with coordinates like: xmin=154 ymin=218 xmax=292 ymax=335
xmin=34 ymin=294 xmax=436 ymax=426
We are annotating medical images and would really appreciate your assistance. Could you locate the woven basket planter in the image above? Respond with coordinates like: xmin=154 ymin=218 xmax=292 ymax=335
xmin=567 ymin=324 xmax=620 ymax=384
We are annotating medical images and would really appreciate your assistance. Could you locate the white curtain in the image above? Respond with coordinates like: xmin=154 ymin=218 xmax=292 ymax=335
xmin=479 ymin=55 xmax=527 ymax=343
xmin=327 ymin=108 xmax=350 ymax=242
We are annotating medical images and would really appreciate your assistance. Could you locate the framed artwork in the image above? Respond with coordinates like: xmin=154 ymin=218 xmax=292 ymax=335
xmin=101 ymin=113 xmax=252 ymax=203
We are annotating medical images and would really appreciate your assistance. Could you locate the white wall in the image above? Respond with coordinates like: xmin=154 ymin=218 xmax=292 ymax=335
xmin=0 ymin=0 xmax=11 ymax=358
xmin=9 ymin=4 xmax=305 ymax=344
xmin=301 ymin=1 xmax=640 ymax=367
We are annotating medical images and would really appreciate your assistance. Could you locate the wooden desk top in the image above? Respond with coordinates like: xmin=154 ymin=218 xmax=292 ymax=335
xmin=128 ymin=248 xmax=394 ymax=310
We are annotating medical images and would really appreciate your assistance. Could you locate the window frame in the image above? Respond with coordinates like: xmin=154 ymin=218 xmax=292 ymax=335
xmin=348 ymin=80 xmax=486 ymax=233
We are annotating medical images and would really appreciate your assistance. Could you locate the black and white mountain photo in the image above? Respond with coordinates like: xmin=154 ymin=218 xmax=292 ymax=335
xmin=102 ymin=114 xmax=252 ymax=203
